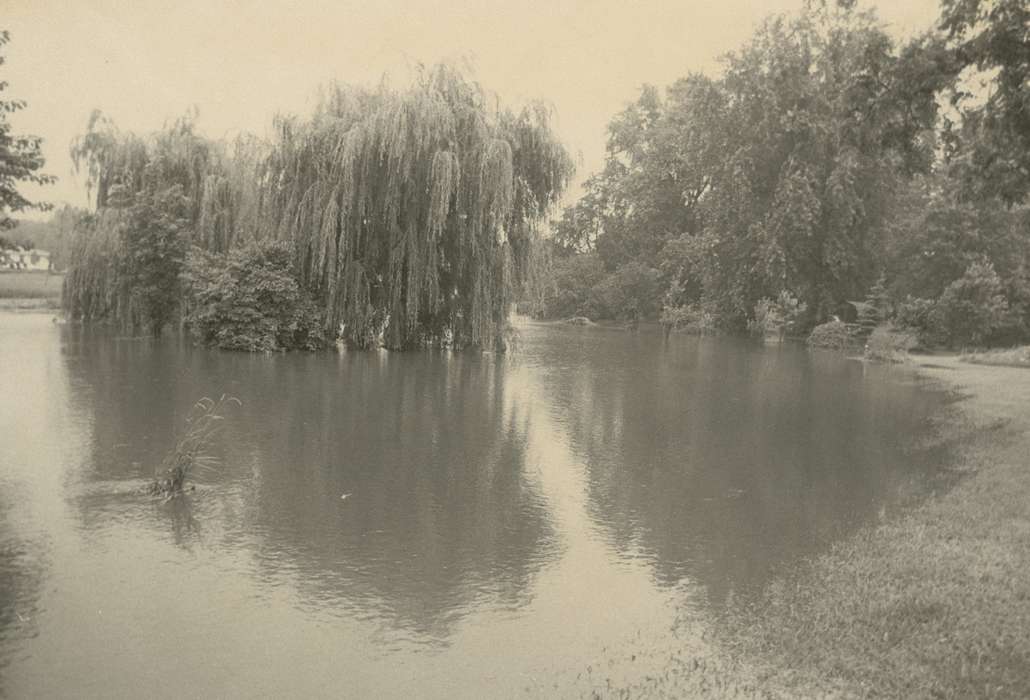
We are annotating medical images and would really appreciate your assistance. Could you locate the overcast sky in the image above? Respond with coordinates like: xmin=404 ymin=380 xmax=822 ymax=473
xmin=4 ymin=0 xmax=941 ymax=215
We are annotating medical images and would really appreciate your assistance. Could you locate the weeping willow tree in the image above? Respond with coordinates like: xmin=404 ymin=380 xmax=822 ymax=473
xmin=247 ymin=65 xmax=573 ymax=349
xmin=62 ymin=207 xmax=130 ymax=322
xmin=70 ymin=108 xmax=217 ymax=213
xmin=64 ymin=109 xmax=221 ymax=331
xmin=63 ymin=64 xmax=573 ymax=350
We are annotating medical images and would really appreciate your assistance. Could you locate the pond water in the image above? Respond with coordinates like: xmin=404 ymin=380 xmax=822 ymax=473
xmin=0 ymin=313 xmax=948 ymax=698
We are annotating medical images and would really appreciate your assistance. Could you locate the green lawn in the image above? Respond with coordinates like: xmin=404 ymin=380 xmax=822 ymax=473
xmin=962 ymin=346 xmax=1030 ymax=369
xmin=592 ymin=356 xmax=1030 ymax=699
xmin=715 ymin=357 xmax=1030 ymax=698
xmin=0 ymin=271 xmax=63 ymax=300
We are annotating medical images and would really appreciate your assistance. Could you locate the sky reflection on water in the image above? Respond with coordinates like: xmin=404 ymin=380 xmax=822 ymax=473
xmin=0 ymin=314 xmax=947 ymax=698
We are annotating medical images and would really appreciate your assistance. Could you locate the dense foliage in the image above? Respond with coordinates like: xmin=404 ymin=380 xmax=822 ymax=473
xmin=536 ymin=2 xmax=1030 ymax=349
xmin=940 ymin=0 xmax=1030 ymax=205
xmin=62 ymin=186 xmax=190 ymax=335
xmin=61 ymin=65 xmax=573 ymax=350
xmin=182 ymin=242 xmax=326 ymax=352
xmin=0 ymin=30 xmax=55 ymax=230
xmin=807 ymin=320 xmax=859 ymax=350
xmin=122 ymin=186 xmax=190 ymax=335
xmin=534 ymin=251 xmax=606 ymax=319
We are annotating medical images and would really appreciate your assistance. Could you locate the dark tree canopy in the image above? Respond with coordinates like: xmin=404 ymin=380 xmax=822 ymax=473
xmin=549 ymin=6 xmax=954 ymax=327
xmin=940 ymin=0 xmax=1030 ymax=205
xmin=536 ymin=0 xmax=1030 ymax=347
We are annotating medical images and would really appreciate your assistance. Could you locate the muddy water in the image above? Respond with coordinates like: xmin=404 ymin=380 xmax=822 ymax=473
xmin=0 ymin=314 xmax=947 ymax=698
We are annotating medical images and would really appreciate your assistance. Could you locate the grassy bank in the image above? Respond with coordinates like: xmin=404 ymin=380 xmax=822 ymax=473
xmin=0 ymin=271 xmax=63 ymax=310
xmin=587 ymin=356 xmax=1030 ymax=699
xmin=961 ymin=346 xmax=1030 ymax=369
xmin=719 ymin=356 xmax=1030 ymax=698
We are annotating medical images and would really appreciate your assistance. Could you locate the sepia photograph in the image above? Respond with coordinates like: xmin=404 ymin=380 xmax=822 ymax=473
xmin=1 ymin=0 xmax=1028 ymax=697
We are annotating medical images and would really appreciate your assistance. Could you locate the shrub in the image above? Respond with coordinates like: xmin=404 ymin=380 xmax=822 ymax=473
xmin=661 ymin=302 xmax=716 ymax=335
xmin=747 ymin=297 xmax=780 ymax=336
xmin=895 ymin=296 xmax=939 ymax=343
xmin=994 ymin=270 xmax=1030 ymax=345
xmin=807 ymin=320 xmax=860 ymax=350
xmin=855 ymin=302 xmax=881 ymax=339
xmin=776 ymin=290 xmax=807 ymax=336
xmin=934 ymin=259 xmax=1009 ymax=348
xmin=748 ymin=291 xmax=806 ymax=339
xmin=535 ymin=252 xmax=607 ymax=319
xmin=660 ymin=303 xmax=692 ymax=331
xmin=864 ymin=325 xmax=918 ymax=363
xmin=182 ymin=241 xmax=328 ymax=351
xmin=590 ymin=262 xmax=661 ymax=320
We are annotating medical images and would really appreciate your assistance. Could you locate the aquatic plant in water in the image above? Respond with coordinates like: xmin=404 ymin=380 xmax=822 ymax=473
xmin=148 ymin=395 xmax=240 ymax=499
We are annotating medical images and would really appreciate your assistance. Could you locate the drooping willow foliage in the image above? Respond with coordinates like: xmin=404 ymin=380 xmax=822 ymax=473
xmin=63 ymin=65 xmax=574 ymax=350
xmin=62 ymin=208 xmax=131 ymax=323
xmin=64 ymin=109 xmax=217 ymax=330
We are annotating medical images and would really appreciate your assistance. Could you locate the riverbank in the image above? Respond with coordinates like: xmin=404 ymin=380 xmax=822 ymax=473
xmin=0 ymin=298 xmax=60 ymax=311
xmin=589 ymin=355 xmax=1030 ymax=699
xmin=723 ymin=355 xmax=1030 ymax=698
xmin=0 ymin=271 xmax=62 ymax=311
xmin=961 ymin=346 xmax=1030 ymax=369
xmin=729 ymin=356 xmax=1030 ymax=700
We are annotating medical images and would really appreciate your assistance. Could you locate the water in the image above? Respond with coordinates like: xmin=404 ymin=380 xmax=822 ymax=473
xmin=0 ymin=313 xmax=948 ymax=698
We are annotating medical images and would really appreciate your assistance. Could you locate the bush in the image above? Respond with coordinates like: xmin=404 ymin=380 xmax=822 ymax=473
xmin=934 ymin=259 xmax=1009 ymax=348
xmin=895 ymin=296 xmax=939 ymax=343
xmin=807 ymin=320 xmax=860 ymax=350
xmin=182 ymin=241 xmax=328 ymax=351
xmin=747 ymin=297 xmax=781 ymax=337
xmin=536 ymin=252 xmax=607 ymax=319
xmin=746 ymin=291 xmax=807 ymax=339
xmin=590 ymin=262 xmax=661 ymax=320
xmin=994 ymin=270 xmax=1030 ymax=345
xmin=864 ymin=325 xmax=918 ymax=362
xmin=660 ymin=302 xmax=716 ymax=335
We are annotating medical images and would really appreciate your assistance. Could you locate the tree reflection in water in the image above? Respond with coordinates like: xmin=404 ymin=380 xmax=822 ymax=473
xmin=61 ymin=327 xmax=556 ymax=644
xmin=522 ymin=324 xmax=948 ymax=606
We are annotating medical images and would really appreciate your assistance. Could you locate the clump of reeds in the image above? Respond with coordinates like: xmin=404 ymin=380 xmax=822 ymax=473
xmin=148 ymin=395 xmax=240 ymax=499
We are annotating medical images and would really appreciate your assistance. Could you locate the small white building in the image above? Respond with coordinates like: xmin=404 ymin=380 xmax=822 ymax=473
xmin=0 ymin=247 xmax=51 ymax=271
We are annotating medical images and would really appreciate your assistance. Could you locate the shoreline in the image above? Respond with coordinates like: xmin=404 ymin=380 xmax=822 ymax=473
xmin=717 ymin=355 xmax=1030 ymax=698
xmin=587 ymin=355 xmax=1030 ymax=699
xmin=0 ymin=298 xmax=60 ymax=312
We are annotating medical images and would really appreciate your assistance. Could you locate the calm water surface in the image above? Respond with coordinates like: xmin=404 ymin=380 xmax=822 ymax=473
xmin=0 ymin=313 xmax=948 ymax=698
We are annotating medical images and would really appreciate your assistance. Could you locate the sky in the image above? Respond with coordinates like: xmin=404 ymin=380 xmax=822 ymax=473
xmin=3 ymin=0 xmax=942 ymax=216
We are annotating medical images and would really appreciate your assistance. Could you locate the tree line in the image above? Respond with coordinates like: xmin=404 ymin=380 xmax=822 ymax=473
xmin=535 ymin=0 xmax=1029 ymax=349
xmin=57 ymin=66 xmax=573 ymax=350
